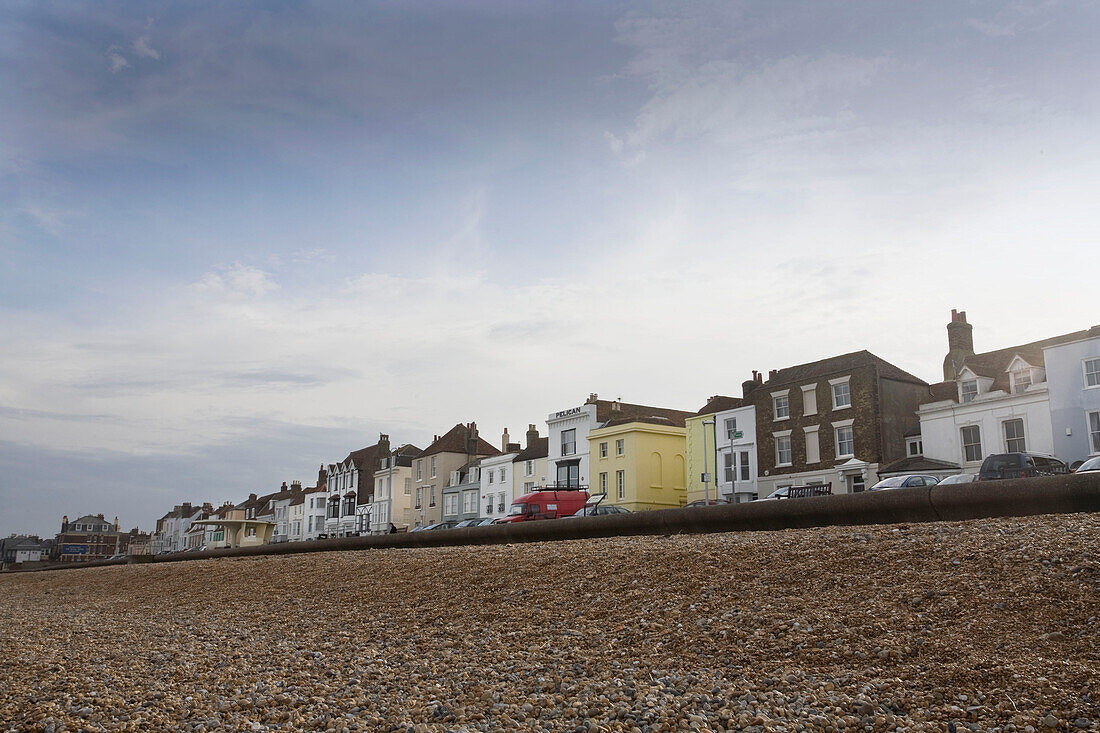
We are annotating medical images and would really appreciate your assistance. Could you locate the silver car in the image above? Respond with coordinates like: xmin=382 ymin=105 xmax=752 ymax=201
xmin=937 ymin=473 xmax=978 ymax=485
xmin=868 ymin=474 xmax=940 ymax=491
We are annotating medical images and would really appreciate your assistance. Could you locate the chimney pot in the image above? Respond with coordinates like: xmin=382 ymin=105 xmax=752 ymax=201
xmin=501 ymin=427 xmax=511 ymax=452
xmin=768 ymin=369 xmax=778 ymax=381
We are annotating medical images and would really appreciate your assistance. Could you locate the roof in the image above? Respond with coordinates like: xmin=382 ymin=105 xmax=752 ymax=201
xmin=764 ymin=350 xmax=927 ymax=388
xmin=601 ymin=411 xmax=694 ymax=429
xmin=416 ymin=424 xmax=501 ymax=459
xmin=695 ymin=395 xmax=743 ymax=415
xmin=513 ymin=437 xmax=549 ymax=463
xmin=878 ymin=456 xmax=961 ymax=475
xmin=955 ymin=326 xmax=1100 ymax=394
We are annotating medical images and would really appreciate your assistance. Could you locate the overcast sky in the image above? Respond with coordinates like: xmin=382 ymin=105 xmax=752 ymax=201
xmin=2 ymin=1 xmax=1098 ymax=537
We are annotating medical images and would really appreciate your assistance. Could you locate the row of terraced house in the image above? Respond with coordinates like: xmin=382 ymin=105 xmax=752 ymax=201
xmin=122 ymin=310 xmax=1100 ymax=553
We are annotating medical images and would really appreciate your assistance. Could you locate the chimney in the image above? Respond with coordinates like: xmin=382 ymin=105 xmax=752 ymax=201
xmin=611 ymin=400 xmax=621 ymax=412
xmin=943 ymin=308 xmax=976 ymax=381
xmin=114 ymin=516 xmax=120 ymax=531
xmin=742 ymin=375 xmax=759 ymax=398
xmin=466 ymin=422 xmax=480 ymax=455
xmin=248 ymin=493 xmax=257 ymax=503
xmin=181 ymin=503 xmax=192 ymax=515
xmin=526 ymin=424 xmax=539 ymax=449
xmin=378 ymin=433 xmax=390 ymax=464
xmin=62 ymin=515 xmax=69 ymax=533
xmin=97 ymin=513 xmax=104 ymax=520
xmin=586 ymin=393 xmax=598 ymax=404
xmin=768 ymin=369 xmax=778 ymax=381
xmin=501 ymin=427 xmax=511 ymax=452
xmin=281 ymin=481 xmax=288 ymax=491
xmin=291 ymin=480 xmax=302 ymax=490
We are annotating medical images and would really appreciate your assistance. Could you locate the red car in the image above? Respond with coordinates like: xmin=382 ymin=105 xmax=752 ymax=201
xmin=495 ymin=488 xmax=590 ymax=522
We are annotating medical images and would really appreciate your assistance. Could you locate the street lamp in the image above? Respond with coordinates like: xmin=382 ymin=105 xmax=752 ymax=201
xmin=702 ymin=419 xmax=715 ymax=504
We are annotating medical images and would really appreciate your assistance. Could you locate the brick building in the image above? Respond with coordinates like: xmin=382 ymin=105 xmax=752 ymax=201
xmin=750 ymin=351 xmax=928 ymax=497
xmin=53 ymin=514 xmax=125 ymax=563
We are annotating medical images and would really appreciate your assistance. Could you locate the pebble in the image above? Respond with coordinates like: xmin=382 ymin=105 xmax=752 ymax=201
xmin=1 ymin=514 xmax=1098 ymax=731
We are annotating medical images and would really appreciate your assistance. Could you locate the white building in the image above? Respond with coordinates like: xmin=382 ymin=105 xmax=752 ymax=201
xmin=324 ymin=436 xmax=391 ymax=538
xmin=1043 ymin=326 xmax=1100 ymax=466
xmin=546 ymin=399 xmax=602 ymax=490
xmin=919 ymin=311 xmax=1094 ymax=470
xmin=370 ymin=445 xmax=418 ymax=532
xmin=713 ymin=403 xmax=758 ymax=503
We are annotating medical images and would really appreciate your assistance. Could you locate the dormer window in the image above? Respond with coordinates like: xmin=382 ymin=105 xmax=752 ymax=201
xmin=960 ymin=379 xmax=978 ymax=403
xmin=1011 ymin=369 xmax=1032 ymax=394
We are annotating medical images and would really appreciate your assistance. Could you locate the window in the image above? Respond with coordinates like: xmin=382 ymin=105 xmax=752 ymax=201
xmin=498 ymin=493 xmax=506 ymax=513
xmin=430 ymin=456 xmax=437 ymax=478
xmin=499 ymin=468 xmax=506 ymax=483
xmin=831 ymin=378 xmax=852 ymax=409
xmin=486 ymin=500 xmax=494 ymax=515
xmin=523 ymin=482 xmax=534 ymax=491
xmin=1090 ymin=411 xmax=1100 ymax=453
xmin=561 ymin=429 xmax=576 ymax=456
xmin=342 ymin=496 xmax=355 ymax=516
xmin=724 ymin=418 xmax=737 ymax=439
xmin=616 ymin=470 xmax=625 ymax=500
xmin=740 ymin=451 xmax=750 ymax=482
xmin=416 ymin=461 xmax=423 ymax=481
xmin=404 ymin=479 xmax=411 ymax=495
xmin=443 ymin=494 xmax=459 ymax=516
xmin=775 ymin=435 xmax=792 ymax=466
xmin=850 ymin=475 xmax=866 ymax=493
xmin=462 ymin=491 xmax=478 ymax=514
xmin=415 ymin=488 xmax=422 ymax=509
xmin=835 ymin=426 xmax=854 ymax=458
xmin=801 ymin=384 xmax=818 ymax=416
xmin=556 ymin=462 xmax=579 ymax=488
xmin=1011 ymin=369 xmax=1031 ymax=394
xmin=960 ymin=380 xmax=978 ymax=403
xmin=616 ymin=439 xmax=624 ymax=455
xmin=907 ymin=437 xmax=923 ymax=457
xmin=961 ymin=425 xmax=982 ymax=462
xmin=723 ymin=452 xmax=734 ymax=483
xmin=429 ymin=487 xmax=436 ymax=507
xmin=804 ymin=426 xmax=820 ymax=464
xmin=525 ymin=460 xmax=534 ymax=476
xmin=488 ymin=470 xmax=494 ymax=484
xmin=599 ymin=472 xmax=608 ymax=494
xmin=1003 ymin=419 xmax=1026 ymax=452
xmin=773 ymin=393 xmax=789 ymax=420
xmin=599 ymin=442 xmax=608 ymax=458
xmin=1085 ymin=359 xmax=1100 ymax=388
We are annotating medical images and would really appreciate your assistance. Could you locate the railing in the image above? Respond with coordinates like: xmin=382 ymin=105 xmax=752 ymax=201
xmin=537 ymin=483 xmax=590 ymax=491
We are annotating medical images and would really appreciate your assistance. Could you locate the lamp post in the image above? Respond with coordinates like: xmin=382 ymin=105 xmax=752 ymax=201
xmin=702 ymin=419 xmax=715 ymax=504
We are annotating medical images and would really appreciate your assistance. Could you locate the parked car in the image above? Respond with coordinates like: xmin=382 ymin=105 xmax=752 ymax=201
xmin=425 ymin=521 xmax=459 ymax=531
xmin=453 ymin=519 xmax=482 ymax=529
xmin=683 ymin=498 xmax=731 ymax=508
xmin=937 ymin=473 xmax=978 ymax=485
xmin=757 ymin=487 xmax=790 ymax=501
xmin=474 ymin=518 xmax=499 ymax=526
xmin=566 ymin=504 xmax=632 ymax=518
xmin=1074 ymin=456 xmax=1100 ymax=473
xmin=868 ymin=474 xmax=940 ymax=491
xmin=495 ymin=488 xmax=590 ymax=522
xmin=978 ymin=452 xmax=1069 ymax=481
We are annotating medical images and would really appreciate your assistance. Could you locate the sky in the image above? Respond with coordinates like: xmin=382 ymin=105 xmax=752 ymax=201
xmin=2 ymin=0 xmax=1098 ymax=537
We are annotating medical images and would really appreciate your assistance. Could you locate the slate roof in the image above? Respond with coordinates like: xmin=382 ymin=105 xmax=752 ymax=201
xmin=417 ymin=424 xmax=501 ymax=459
xmin=513 ymin=437 xmax=549 ymax=463
xmin=764 ymin=350 xmax=927 ymax=388
xmin=599 ymin=405 xmax=697 ymax=429
xmin=931 ymin=325 xmax=1100 ymax=402
xmin=878 ymin=456 xmax=961 ymax=475
xmin=695 ymin=395 xmax=744 ymax=415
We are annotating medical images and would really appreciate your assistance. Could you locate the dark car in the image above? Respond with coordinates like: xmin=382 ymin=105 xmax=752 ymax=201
xmin=978 ymin=452 xmax=1069 ymax=481
xmin=425 ymin=520 xmax=459 ymax=531
xmin=684 ymin=498 xmax=732 ymax=508
xmin=452 ymin=519 xmax=482 ymax=529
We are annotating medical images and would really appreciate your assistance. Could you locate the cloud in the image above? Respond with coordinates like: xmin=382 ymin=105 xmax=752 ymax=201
xmin=192 ymin=264 xmax=279 ymax=299
xmin=106 ymin=46 xmax=129 ymax=73
xmin=132 ymin=35 xmax=160 ymax=60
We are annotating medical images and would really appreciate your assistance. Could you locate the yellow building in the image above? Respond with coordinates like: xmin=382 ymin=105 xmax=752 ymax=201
xmin=588 ymin=408 xmax=695 ymax=511
xmin=685 ymin=396 xmax=742 ymax=504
